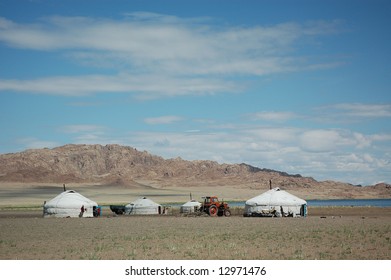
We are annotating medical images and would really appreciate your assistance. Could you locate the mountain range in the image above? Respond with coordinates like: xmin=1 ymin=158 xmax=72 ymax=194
xmin=0 ymin=144 xmax=390 ymax=198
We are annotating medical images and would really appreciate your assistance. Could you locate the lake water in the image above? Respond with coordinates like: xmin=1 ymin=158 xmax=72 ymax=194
xmin=224 ymin=199 xmax=391 ymax=208
xmin=307 ymin=198 xmax=391 ymax=207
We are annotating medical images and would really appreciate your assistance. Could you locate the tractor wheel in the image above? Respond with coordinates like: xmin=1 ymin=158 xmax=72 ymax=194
xmin=224 ymin=209 xmax=231 ymax=217
xmin=209 ymin=205 xmax=218 ymax=216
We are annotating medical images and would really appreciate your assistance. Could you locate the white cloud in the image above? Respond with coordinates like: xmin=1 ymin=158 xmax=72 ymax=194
xmin=333 ymin=103 xmax=391 ymax=118
xmin=144 ymin=116 xmax=184 ymax=125
xmin=59 ymin=124 xmax=114 ymax=145
xmin=122 ymin=125 xmax=389 ymax=184
xmin=246 ymin=127 xmax=299 ymax=143
xmin=298 ymin=129 xmax=375 ymax=152
xmin=300 ymin=130 xmax=340 ymax=152
xmin=371 ymin=133 xmax=391 ymax=142
xmin=249 ymin=111 xmax=298 ymax=122
xmin=17 ymin=137 xmax=60 ymax=150
xmin=315 ymin=103 xmax=391 ymax=123
xmin=11 ymin=113 xmax=389 ymax=185
xmin=0 ymin=74 xmax=238 ymax=98
xmin=353 ymin=132 xmax=371 ymax=149
xmin=61 ymin=124 xmax=106 ymax=134
xmin=0 ymin=15 xmax=343 ymax=97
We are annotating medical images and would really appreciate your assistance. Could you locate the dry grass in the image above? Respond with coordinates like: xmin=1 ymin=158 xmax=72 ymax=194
xmin=0 ymin=207 xmax=390 ymax=260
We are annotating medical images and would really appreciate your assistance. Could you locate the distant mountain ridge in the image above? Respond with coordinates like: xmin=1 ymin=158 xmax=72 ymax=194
xmin=0 ymin=144 xmax=303 ymax=183
xmin=0 ymin=144 xmax=390 ymax=198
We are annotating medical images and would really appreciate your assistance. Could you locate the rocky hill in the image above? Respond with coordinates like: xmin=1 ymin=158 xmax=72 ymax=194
xmin=0 ymin=144 xmax=306 ymax=184
xmin=0 ymin=144 xmax=390 ymax=198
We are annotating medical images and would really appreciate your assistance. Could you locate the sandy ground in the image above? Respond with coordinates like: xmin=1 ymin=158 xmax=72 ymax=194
xmin=0 ymin=182 xmax=246 ymax=206
xmin=1 ymin=182 xmax=390 ymax=260
xmin=1 ymin=181 xmax=389 ymax=208
xmin=0 ymin=207 xmax=390 ymax=260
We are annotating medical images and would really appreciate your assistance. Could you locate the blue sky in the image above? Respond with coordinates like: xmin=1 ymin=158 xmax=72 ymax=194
xmin=0 ymin=0 xmax=390 ymax=185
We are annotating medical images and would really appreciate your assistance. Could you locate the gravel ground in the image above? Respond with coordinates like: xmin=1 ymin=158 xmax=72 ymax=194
xmin=0 ymin=207 xmax=390 ymax=260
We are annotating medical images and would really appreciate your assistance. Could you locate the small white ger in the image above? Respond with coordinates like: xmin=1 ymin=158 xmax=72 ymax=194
xmin=244 ymin=187 xmax=307 ymax=217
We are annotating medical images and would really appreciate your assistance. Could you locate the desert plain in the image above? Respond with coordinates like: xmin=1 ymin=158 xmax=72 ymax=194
xmin=0 ymin=183 xmax=390 ymax=260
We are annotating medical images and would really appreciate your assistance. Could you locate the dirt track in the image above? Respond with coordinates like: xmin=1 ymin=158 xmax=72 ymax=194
xmin=0 ymin=207 xmax=390 ymax=260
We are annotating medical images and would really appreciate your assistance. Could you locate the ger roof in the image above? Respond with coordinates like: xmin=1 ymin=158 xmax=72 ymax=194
xmin=182 ymin=199 xmax=202 ymax=207
xmin=45 ymin=190 xmax=97 ymax=208
xmin=129 ymin=197 xmax=161 ymax=207
xmin=246 ymin=187 xmax=306 ymax=206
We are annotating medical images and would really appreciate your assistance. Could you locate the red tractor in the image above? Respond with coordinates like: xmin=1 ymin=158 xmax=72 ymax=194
xmin=200 ymin=196 xmax=231 ymax=217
